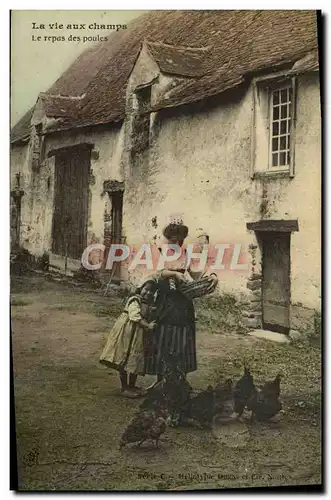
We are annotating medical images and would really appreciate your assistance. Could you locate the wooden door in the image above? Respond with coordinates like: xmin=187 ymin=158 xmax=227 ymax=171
xmin=261 ymin=231 xmax=291 ymax=334
xmin=52 ymin=146 xmax=90 ymax=260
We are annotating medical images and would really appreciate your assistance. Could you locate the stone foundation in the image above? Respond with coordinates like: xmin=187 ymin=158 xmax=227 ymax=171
xmin=241 ymin=243 xmax=263 ymax=329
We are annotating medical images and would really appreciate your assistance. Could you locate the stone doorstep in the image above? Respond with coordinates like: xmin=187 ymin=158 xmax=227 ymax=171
xmin=247 ymin=329 xmax=291 ymax=344
xmin=49 ymin=253 xmax=81 ymax=275
xmin=48 ymin=264 xmax=74 ymax=277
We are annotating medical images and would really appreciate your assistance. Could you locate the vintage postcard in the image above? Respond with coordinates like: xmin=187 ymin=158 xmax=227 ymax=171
xmin=10 ymin=9 xmax=322 ymax=491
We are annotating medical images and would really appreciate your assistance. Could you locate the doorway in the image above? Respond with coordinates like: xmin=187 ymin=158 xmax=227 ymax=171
xmin=51 ymin=145 xmax=91 ymax=260
xmin=260 ymin=231 xmax=291 ymax=334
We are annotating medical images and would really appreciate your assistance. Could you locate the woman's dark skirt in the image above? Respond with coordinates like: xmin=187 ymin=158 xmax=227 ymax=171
xmin=144 ymin=322 xmax=197 ymax=375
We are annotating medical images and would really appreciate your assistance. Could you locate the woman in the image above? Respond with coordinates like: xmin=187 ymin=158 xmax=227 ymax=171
xmin=144 ymin=217 xmax=218 ymax=383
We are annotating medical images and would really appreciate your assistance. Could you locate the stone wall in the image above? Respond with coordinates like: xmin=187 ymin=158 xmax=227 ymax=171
xmin=241 ymin=244 xmax=263 ymax=330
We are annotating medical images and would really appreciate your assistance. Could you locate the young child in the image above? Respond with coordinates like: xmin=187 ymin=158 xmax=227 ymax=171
xmin=100 ymin=280 xmax=157 ymax=398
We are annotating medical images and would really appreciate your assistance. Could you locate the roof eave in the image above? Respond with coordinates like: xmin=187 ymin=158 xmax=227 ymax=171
xmin=10 ymin=135 xmax=30 ymax=146
xmin=40 ymin=116 xmax=125 ymax=137
xmin=150 ymin=76 xmax=245 ymax=113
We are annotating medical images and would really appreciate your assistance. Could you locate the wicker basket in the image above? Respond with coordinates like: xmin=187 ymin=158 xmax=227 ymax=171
xmin=178 ymin=276 xmax=216 ymax=299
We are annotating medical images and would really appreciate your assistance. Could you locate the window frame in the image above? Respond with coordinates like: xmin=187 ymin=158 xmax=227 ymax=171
xmin=267 ymin=79 xmax=296 ymax=176
xmin=252 ymin=73 xmax=297 ymax=178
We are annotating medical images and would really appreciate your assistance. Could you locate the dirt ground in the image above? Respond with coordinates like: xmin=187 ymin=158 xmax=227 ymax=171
xmin=11 ymin=274 xmax=322 ymax=491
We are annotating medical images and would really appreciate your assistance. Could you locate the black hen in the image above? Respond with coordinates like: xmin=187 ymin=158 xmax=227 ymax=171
xmin=186 ymin=385 xmax=215 ymax=428
xmin=163 ymin=358 xmax=192 ymax=426
xmin=141 ymin=354 xmax=192 ymax=426
xmin=260 ymin=374 xmax=281 ymax=398
xmin=249 ymin=391 xmax=282 ymax=421
xmin=140 ymin=385 xmax=169 ymax=411
xmin=233 ymin=366 xmax=257 ymax=417
xmin=249 ymin=374 xmax=282 ymax=421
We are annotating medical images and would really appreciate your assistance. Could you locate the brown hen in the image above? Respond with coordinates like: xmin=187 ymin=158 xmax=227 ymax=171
xmin=120 ymin=404 xmax=170 ymax=449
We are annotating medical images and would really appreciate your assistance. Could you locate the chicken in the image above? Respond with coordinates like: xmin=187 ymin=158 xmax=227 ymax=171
xmin=162 ymin=354 xmax=188 ymax=385
xmin=249 ymin=390 xmax=282 ymax=421
xmin=185 ymin=385 xmax=215 ymax=428
xmin=249 ymin=374 xmax=282 ymax=422
xmin=166 ymin=376 xmax=192 ymax=426
xmin=163 ymin=362 xmax=192 ymax=426
xmin=140 ymin=384 xmax=165 ymax=411
xmin=140 ymin=355 xmax=192 ymax=427
xmin=120 ymin=400 xmax=170 ymax=448
xmin=260 ymin=374 xmax=281 ymax=398
xmin=233 ymin=366 xmax=257 ymax=417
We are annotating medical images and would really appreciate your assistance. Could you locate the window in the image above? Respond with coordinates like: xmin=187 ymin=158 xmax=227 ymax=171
xmin=136 ymin=85 xmax=152 ymax=114
xmin=31 ymin=124 xmax=43 ymax=172
xmin=251 ymin=75 xmax=296 ymax=178
xmin=269 ymin=85 xmax=292 ymax=169
xmin=131 ymin=85 xmax=152 ymax=157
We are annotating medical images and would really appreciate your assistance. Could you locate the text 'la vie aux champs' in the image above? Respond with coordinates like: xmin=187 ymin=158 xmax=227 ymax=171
xmin=31 ymin=22 xmax=127 ymax=31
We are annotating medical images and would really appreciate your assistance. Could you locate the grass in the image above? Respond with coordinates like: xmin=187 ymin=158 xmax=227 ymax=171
xmin=195 ymin=293 xmax=246 ymax=334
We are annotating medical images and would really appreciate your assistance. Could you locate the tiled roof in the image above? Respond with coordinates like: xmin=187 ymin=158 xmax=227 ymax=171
xmin=11 ymin=10 xmax=319 ymax=143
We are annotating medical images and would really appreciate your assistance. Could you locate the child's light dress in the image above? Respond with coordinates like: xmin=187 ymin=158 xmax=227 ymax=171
xmin=100 ymin=295 xmax=147 ymax=375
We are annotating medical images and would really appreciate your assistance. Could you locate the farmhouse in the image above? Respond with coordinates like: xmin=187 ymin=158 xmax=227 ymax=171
xmin=10 ymin=10 xmax=321 ymax=335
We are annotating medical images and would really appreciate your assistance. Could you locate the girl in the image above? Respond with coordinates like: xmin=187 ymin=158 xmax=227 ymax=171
xmin=100 ymin=280 xmax=157 ymax=398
